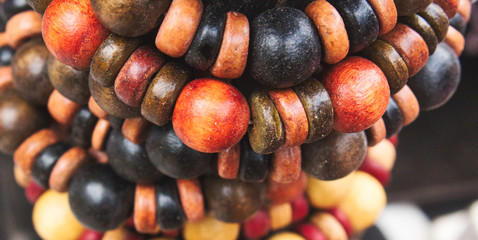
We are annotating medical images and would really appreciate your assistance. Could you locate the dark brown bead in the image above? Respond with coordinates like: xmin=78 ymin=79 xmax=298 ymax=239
xmin=292 ymin=78 xmax=333 ymax=143
xmin=360 ymin=39 xmax=409 ymax=94
xmin=302 ymin=131 xmax=367 ymax=180
xmin=239 ymin=138 xmax=270 ymax=182
xmin=141 ymin=62 xmax=192 ymax=126
xmin=90 ymin=34 xmax=143 ymax=87
xmin=47 ymin=54 xmax=90 ymax=104
xmin=70 ymin=107 xmax=98 ymax=148
xmin=399 ymin=14 xmax=439 ymax=54
xmin=418 ymin=3 xmax=449 ymax=42
xmin=203 ymin=176 xmax=264 ymax=223
xmin=27 ymin=0 xmax=53 ymax=14
xmin=365 ymin=118 xmax=386 ymax=146
xmin=11 ymin=37 xmax=53 ymax=105
xmin=394 ymin=0 xmax=433 ymax=16
xmin=382 ymin=98 xmax=404 ymax=138
xmin=155 ymin=178 xmax=185 ymax=230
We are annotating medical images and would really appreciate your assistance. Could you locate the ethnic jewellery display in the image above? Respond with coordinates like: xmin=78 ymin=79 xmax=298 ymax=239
xmin=0 ymin=0 xmax=471 ymax=239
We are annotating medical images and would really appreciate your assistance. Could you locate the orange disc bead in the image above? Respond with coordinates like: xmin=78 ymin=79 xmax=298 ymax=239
xmin=434 ymin=0 xmax=459 ymax=18
xmin=445 ymin=26 xmax=465 ymax=56
xmin=42 ymin=0 xmax=111 ymax=70
xmin=270 ymin=146 xmax=302 ymax=184
xmin=217 ymin=143 xmax=241 ymax=179
xmin=177 ymin=179 xmax=205 ymax=222
xmin=48 ymin=90 xmax=81 ymax=125
xmin=134 ymin=184 xmax=160 ymax=234
xmin=323 ymin=57 xmax=390 ymax=133
xmin=14 ymin=129 xmax=59 ymax=173
xmin=172 ymin=79 xmax=250 ymax=153
xmin=366 ymin=0 xmax=398 ymax=35
xmin=49 ymin=147 xmax=89 ymax=192
xmin=6 ymin=11 xmax=42 ymax=48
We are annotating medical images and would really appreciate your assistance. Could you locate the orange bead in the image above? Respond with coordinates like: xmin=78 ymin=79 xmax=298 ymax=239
xmin=217 ymin=143 xmax=240 ymax=179
xmin=6 ymin=11 xmax=42 ymax=48
xmin=121 ymin=117 xmax=150 ymax=145
xmin=270 ymin=146 xmax=302 ymax=184
xmin=0 ymin=66 xmax=13 ymax=94
xmin=392 ymin=85 xmax=419 ymax=126
xmin=445 ymin=26 xmax=465 ymax=56
xmin=366 ymin=0 xmax=398 ymax=35
xmin=49 ymin=147 xmax=89 ymax=192
xmin=48 ymin=90 xmax=81 ymax=125
xmin=91 ymin=119 xmax=111 ymax=150
xmin=434 ymin=0 xmax=459 ymax=18
xmin=88 ymin=97 xmax=108 ymax=119
xmin=268 ymin=202 xmax=293 ymax=230
xmin=177 ymin=179 xmax=205 ymax=222
xmin=172 ymin=79 xmax=250 ymax=153
xmin=267 ymin=172 xmax=308 ymax=205
xmin=134 ymin=184 xmax=160 ymax=234
xmin=14 ymin=129 xmax=59 ymax=173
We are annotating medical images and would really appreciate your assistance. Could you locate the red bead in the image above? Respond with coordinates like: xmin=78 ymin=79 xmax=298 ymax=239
xmin=329 ymin=207 xmax=353 ymax=237
xmin=42 ymin=0 xmax=110 ymax=70
xmin=388 ymin=134 xmax=399 ymax=146
xmin=163 ymin=229 xmax=180 ymax=238
xmin=323 ymin=57 xmax=390 ymax=133
xmin=291 ymin=195 xmax=309 ymax=223
xmin=242 ymin=209 xmax=271 ymax=240
xmin=173 ymin=79 xmax=250 ymax=153
xmin=78 ymin=229 xmax=104 ymax=240
xmin=359 ymin=155 xmax=391 ymax=186
xmin=25 ymin=181 xmax=46 ymax=204
xmin=294 ymin=223 xmax=327 ymax=240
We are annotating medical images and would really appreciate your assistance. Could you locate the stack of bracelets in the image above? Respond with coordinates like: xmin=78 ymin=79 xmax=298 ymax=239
xmin=0 ymin=0 xmax=472 ymax=239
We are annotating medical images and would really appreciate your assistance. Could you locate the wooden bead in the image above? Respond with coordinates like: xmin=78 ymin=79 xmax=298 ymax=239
xmin=88 ymin=97 xmax=108 ymax=119
xmin=305 ymin=0 xmax=349 ymax=64
xmin=292 ymin=78 xmax=333 ymax=143
xmin=458 ymin=0 xmax=471 ymax=22
xmin=0 ymin=46 xmax=14 ymax=66
xmin=5 ymin=10 xmax=42 ymax=48
xmin=217 ymin=143 xmax=240 ymax=179
xmin=392 ymin=85 xmax=420 ymax=126
xmin=183 ymin=215 xmax=240 ymax=240
xmin=365 ymin=118 xmax=386 ymax=146
xmin=114 ymin=45 xmax=166 ymax=107
xmin=309 ymin=212 xmax=348 ymax=240
xmin=177 ymin=179 xmax=205 ymax=222
xmin=14 ymin=129 xmax=59 ymax=173
xmin=338 ymin=171 xmax=386 ymax=232
xmin=268 ymin=232 xmax=305 ymax=240
xmin=70 ymin=107 xmax=98 ymax=148
xmin=366 ymin=0 xmax=397 ymax=35
xmin=270 ymin=146 xmax=301 ymax=184
xmin=302 ymin=131 xmax=367 ymax=180
xmin=408 ymin=43 xmax=461 ymax=110
xmin=242 ymin=209 xmax=271 ymax=240
xmin=90 ymin=34 xmax=142 ymax=87
xmin=48 ymin=90 xmax=81 ymax=125
xmin=360 ymin=39 xmax=409 ymax=94
xmin=203 ymin=176 xmax=264 ymax=222
xmin=329 ymin=207 xmax=353 ymax=236
xmin=239 ymin=138 xmax=270 ymax=182
xmin=91 ymin=0 xmax=170 ymax=37
xmin=210 ymin=11 xmax=249 ymax=79
xmin=249 ymin=7 xmax=321 ymax=88
xmin=11 ymin=37 xmax=53 ymax=105
xmin=69 ymin=164 xmax=135 ymax=231
xmin=91 ymin=119 xmax=111 ymax=150
xmin=146 ymin=125 xmax=213 ymax=179
xmin=141 ymin=62 xmax=192 ymax=126
xmin=268 ymin=88 xmax=309 ymax=147
xmin=172 ymin=79 xmax=250 ymax=153
xmin=27 ymin=0 xmax=53 ymax=14
xmin=185 ymin=3 xmax=226 ymax=71
xmin=102 ymin=228 xmax=142 ymax=240
xmin=450 ymin=13 xmax=467 ymax=34
xmin=134 ymin=184 xmax=160 ymax=234
xmin=323 ymin=56 xmax=390 ymax=133
xmin=382 ymin=98 xmax=404 ymax=138
xmin=155 ymin=0 xmax=203 ymax=58
xmin=359 ymin=155 xmax=392 ymax=185
xmin=33 ymin=191 xmax=85 ymax=240
xmin=0 ymin=66 xmax=13 ymax=94
xmin=204 ymin=0 xmax=278 ymax=19
xmin=155 ymin=178 xmax=185 ymax=230
xmin=47 ymin=54 xmax=90 ymax=104
xmin=78 ymin=230 xmax=104 ymax=240
xmin=26 ymin=181 xmax=46 ymax=204
xmin=107 ymin=130 xmax=163 ymax=183
xmin=88 ymin=148 xmax=109 ymax=164
xmin=268 ymin=202 xmax=293 ymax=230
xmin=32 ymin=142 xmax=70 ymax=188
xmin=445 ymin=26 xmax=465 ymax=56
xmin=306 ymin=172 xmax=355 ymax=209
xmin=328 ymin=0 xmax=379 ymax=53
xmin=380 ymin=23 xmax=429 ymax=77
xmin=266 ymin=172 xmax=307 ymax=205
xmin=294 ymin=223 xmax=327 ymax=240
xmin=49 ymin=147 xmax=89 ymax=192
xmin=121 ymin=117 xmax=150 ymax=145
xmin=0 ymin=89 xmax=48 ymax=154
xmin=291 ymin=195 xmax=309 ymax=223
xmin=367 ymin=139 xmax=396 ymax=172
xmin=14 ymin=163 xmax=31 ymax=188
xmin=434 ymin=0 xmax=458 ymax=18
xmin=42 ymin=0 xmax=110 ymax=69
xmin=400 ymin=14 xmax=439 ymax=54
xmin=418 ymin=3 xmax=449 ymax=42
xmin=248 ymin=90 xmax=285 ymax=154
xmin=394 ymin=0 xmax=433 ymax=16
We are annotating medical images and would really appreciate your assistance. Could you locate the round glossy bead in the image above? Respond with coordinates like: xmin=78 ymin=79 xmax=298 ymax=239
xmin=141 ymin=62 xmax=192 ymax=126
xmin=382 ymin=98 xmax=404 ymax=138
xmin=33 ymin=191 xmax=85 ymax=240
xmin=47 ymin=54 xmax=90 ymax=104
xmin=172 ymin=78 xmax=250 ymax=153
xmin=399 ymin=14 xmax=438 ymax=54
xmin=70 ymin=107 xmax=98 ymax=148
xmin=306 ymin=173 xmax=355 ymax=209
xmin=27 ymin=0 xmax=53 ymax=14
xmin=434 ymin=0 xmax=458 ymax=18
xmin=177 ymin=179 xmax=205 ymax=222
xmin=302 ymin=131 xmax=367 ymax=180
xmin=328 ymin=0 xmax=379 ymax=53
xmin=69 ymin=164 xmax=135 ymax=231
xmin=239 ymin=138 xmax=270 ymax=182
xmin=49 ymin=147 xmax=90 ymax=192
xmin=11 ymin=37 xmax=53 ymax=105
xmin=42 ymin=0 xmax=111 ymax=69
xmin=91 ymin=0 xmax=170 ymax=37
xmin=1 ymin=0 xmax=31 ymax=20
xmin=203 ymin=176 xmax=264 ymax=222
xmin=106 ymin=130 xmax=163 ymax=184
xmin=408 ymin=43 xmax=461 ymax=110
xmin=185 ymin=4 xmax=226 ymax=71
xmin=0 ymin=46 xmax=14 ymax=66
xmin=249 ymin=7 xmax=321 ymax=89
xmin=323 ymin=56 xmax=390 ymax=133
xmin=394 ymin=0 xmax=433 ymax=16
xmin=183 ymin=215 xmax=240 ymax=240
xmin=418 ymin=3 xmax=449 ymax=42
xmin=134 ymin=184 xmax=160 ymax=234
xmin=146 ymin=125 xmax=213 ymax=179
xmin=449 ymin=13 xmax=467 ymax=34
xmin=32 ymin=142 xmax=70 ymax=188
xmin=366 ymin=0 xmax=397 ymax=35
xmin=155 ymin=178 xmax=185 ymax=230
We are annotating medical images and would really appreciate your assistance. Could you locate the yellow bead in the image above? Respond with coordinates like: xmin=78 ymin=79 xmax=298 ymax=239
xmin=309 ymin=212 xmax=347 ymax=240
xmin=183 ymin=215 xmax=240 ymax=240
xmin=268 ymin=202 xmax=293 ymax=230
xmin=267 ymin=232 xmax=306 ymax=240
xmin=306 ymin=172 xmax=355 ymax=208
xmin=33 ymin=190 xmax=84 ymax=240
xmin=367 ymin=139 xmax=396 ymax=171
xmin=338 ymin=171 xmax=387 ymax=232
xmin=103 ymin=228 xmax=137 ymax=240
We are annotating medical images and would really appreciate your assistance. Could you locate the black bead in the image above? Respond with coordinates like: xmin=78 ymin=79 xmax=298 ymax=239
xmin=382 ymin=98 xmax=404 ymax=138
xmin=239 ymin=138 xmax=269 ymax=182
xmin=185 ymin=3 xmax=226 ymax=71
xmin=107 ymin=115 xmax=124 ymax=130
xmin=0 ymin=46 xmax=14 ymax=66
xmin=408 ymin=43 xmax=461 ymax=111
xmin=145 ymin=125 xmax=213 ymax=179
xmin=450 ymin=13 xmax=467 ymax=35
xmin=31 ymin=142 xmax=70 ymax=189
xmin=249 ymin=7 xmax=321 ymax=89
xmin=203 ymin=0 xmax=278 ymax=19
xmin=328 ymin=0 xmax=379 ymax=53
xmin=106 ymin=130 xmax=163 ymax=184
xmin=0 ymin=0 xmax=31 ymax=21
xmin=70 ymin=107 xmax=98 ymax=148
xmin=69 ymin=164 xmax=135 ymax=231
xmin=155 ymin=178 xmax=185 ymax=230
xmin=277 ymin=0 xmax=314 ymax=10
